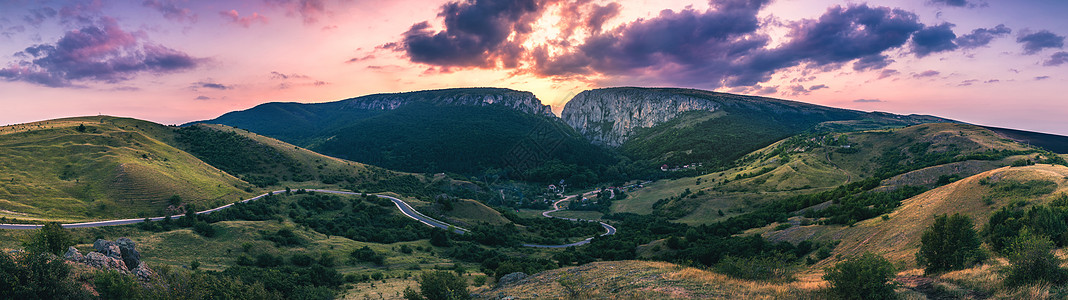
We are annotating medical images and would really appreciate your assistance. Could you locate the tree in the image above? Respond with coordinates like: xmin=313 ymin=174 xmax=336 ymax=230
xmin=823 ymin=252 xmax=896 ymax=300
xmin=0 ymin=252 xmax=91 ymax=299
xmin=76 ymin=124 xmax=86 ymax=132
xmin=404 ymin=270 xmax=470 ymax=300
xmin=1004 ymin=230 xmax=1067 ymax=286
xmin=24 ymin=222 xmax=74 ymax=255
xmin=917 ymin=214 xmax=986 ymax=274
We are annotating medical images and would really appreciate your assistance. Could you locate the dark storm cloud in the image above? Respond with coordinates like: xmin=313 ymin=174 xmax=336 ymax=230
xmin=955 ymin=24 xmax=1010 ymax=49
xmin=585 ymin=2 xmax=621 ymax=34
xmin=725 ymin=4 xmax=923 ymax=85
xmin=533 ymin=0 xmax=773 ymax=85
xmin=1017 ymin=30 xmax=1065 ymax=54
xmin=1045 ymin=52 xmax=1068 ymax=66
xmin=0 ymin=18 xmax=200 ymax=87
xmin=911 ymin=23 xmax=958 ymax=57
xmin=393 ymin=1 xmax=954 ymax=89
xmin=143 ymin=0 xmax=198 ymax=23
xmin=400 ymin=0 xmax=549 ymax=68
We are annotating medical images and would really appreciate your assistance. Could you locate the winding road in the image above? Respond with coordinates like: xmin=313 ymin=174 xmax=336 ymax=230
xmin=0 ymin=188 xmax=614 ymax=248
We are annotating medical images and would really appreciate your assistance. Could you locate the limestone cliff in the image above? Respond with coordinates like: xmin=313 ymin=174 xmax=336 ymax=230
xmin=338 ymin=88 xmax=552 ymax=116
xmin=561 ymin=88 xmax=723 ymax=146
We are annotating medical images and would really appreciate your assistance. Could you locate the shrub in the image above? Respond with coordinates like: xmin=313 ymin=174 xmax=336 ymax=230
xmin=192 ymin=221 xmax=216 ymax=237
xmin=1004 ymin=230 xmax=1067 ymax=286
xmin=23 ymin=222 xmax=74 ymax=255
xmin=715 ymin=254 xmax=793 ymax=281
xmin=823 ymin=252 xmax=896 ymax=300
xmin=0 ymin=252 xmax=91 ymax=299
xmin=404 ymin=270 xmax=470 ymax=300
xmin=94 ymin=270 xmax=141 ymax=299
xmin=917 ymin=214 xmax=986 ymax=274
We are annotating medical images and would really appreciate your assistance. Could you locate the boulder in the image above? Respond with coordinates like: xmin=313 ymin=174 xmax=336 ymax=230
xmin=116 ymin=237 xmax=141 ymax=269
xmin=496 ymin=272 xmax=528 ymax=287
xmin=132 ymin=264 xmax=155 ymax=281
xmin=93 ymin=239 xmax=122 ymax=259
xmin=83 ymin=252 xmax=128 ymax=272
xmin=63 ymin=246 xmax=83 ymax=262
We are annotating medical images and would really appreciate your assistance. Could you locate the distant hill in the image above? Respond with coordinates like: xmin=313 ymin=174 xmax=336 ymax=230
xmin=982 ymin=125 xmax=1068 ymax=153
xmin=562 ymin=87 xmax=954 ymax=167
xmin=0 ymin=117 xmax=253 ymax=221
xmin=194 ymin=88 xmax=615 ymax=184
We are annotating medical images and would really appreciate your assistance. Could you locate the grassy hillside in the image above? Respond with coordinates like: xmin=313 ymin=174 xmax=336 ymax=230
xmin=615 ymin=123 xmax=1038 ymax=224
xmin=0 ymin=117 xmax=252 ymax=221
xmin=476 ymin=260 xmax=826 ymax=299
xmin=763 ymin=164 xmax=1068 ymax=266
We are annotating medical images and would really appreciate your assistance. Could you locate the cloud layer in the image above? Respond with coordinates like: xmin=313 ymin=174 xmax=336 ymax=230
xmin=0 ymin=18 xmax=200 ymax=87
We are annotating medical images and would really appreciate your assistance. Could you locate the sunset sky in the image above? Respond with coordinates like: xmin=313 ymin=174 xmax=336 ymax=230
xmin=1 ymin=0 xmax=1066 ymax=134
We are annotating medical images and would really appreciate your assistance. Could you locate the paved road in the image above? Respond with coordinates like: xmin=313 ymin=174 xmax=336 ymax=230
xmin=0 ymin=188 xmax=612 ymax=248
xmin=0 ymin=190 xmax=469 ymax=234
xmin=523 ymin=190 xmax=617 ymax=248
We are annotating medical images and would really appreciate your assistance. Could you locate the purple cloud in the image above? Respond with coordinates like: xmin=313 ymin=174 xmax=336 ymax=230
xmin=400 ymin=0 xmax=553 ymax=68
xmin=1018 ymin=30 xmax=1065 ymax=54
xmin=1045 ymin=52 xmax=1068 ymax=66
xmin=23 ymin=7 xmax=58 ymax=26
xmin=220 ymin=10 xmax=268 ymax=28
xmin=142 ymin=0 xmax=197 ymax=23
xmin=912 ymin=23 xmax=958 ymax=57
xmin=1035 ymin=76 xmax=1050 ymax=80
xmin=854 ymin=99 xmax=884 ymax=103
xmin=0 ymin=17 xmax=200 ymax=87
xmin=928 ymin=0 xmax=968 ymax=6
xmin=956 ymin=24 xmax=1011 ymax=49
xmin=265 ymin=0 xmax=326 ymax=24
xmin=914 ymin=70 xmax=941 ymax=78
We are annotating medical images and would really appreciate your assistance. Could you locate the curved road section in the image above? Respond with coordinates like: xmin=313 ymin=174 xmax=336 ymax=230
xmin=523 ymin=191 xmax=617 ymax=248
xmin=0 ymin=189 xmax=612 ymax=248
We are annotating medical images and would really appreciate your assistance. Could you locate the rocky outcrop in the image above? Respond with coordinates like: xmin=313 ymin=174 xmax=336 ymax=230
xmin=66 ymin=238 xmax=153 ymax=281
xmin=561 ymin=88 xmax=720 ymax=146
xmin=339 ymin=88 xmax=553 ymax=116
xmin=496 ymin=272 xmax=529 ymax=287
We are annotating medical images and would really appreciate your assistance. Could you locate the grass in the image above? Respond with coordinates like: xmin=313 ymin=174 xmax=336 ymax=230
xmin=475 ymin=260 xmax=829 ymax=299
xmin=548 ymin=210 xmax=604 ymax=221
xmin=611 ymin=123 xmax=1035 ymax=225
xmin=765 ymin=164 xmax=1068 ymax=268
xmin=0 ymin=117 xmax=253 ymax=221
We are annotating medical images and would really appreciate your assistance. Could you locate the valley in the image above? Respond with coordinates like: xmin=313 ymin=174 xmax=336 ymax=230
xmin=3 ymin=87 xmax=1068 ymax=299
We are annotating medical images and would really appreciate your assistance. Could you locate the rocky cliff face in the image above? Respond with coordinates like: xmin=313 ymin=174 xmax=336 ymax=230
xmin=561 ymin=88 xmax=721 ymax=146
xmin=339 ymin=88 xmax=553 ymax=116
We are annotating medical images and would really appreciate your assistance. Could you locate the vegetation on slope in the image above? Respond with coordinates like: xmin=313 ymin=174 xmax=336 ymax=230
xmin=0 ymin=117 xmax=252 ymax=221
xmin=313 ymin=103 xmax=615 ymax=185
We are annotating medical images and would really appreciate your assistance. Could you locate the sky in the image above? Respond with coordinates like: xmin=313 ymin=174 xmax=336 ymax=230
xmin=0 ymin=0 xmax=1066 ymax=134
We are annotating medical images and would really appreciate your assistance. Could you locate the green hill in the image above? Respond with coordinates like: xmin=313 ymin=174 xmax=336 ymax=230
xmin=615 ymin=123 xmax=1043 ymax=224
xmin=0 ymin=117 xmax=253 ymax=221
xmin=762 ymin=164 xmax=1068 ymax=266
xmin=194 ymin=88 xmax=615 ymax=185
